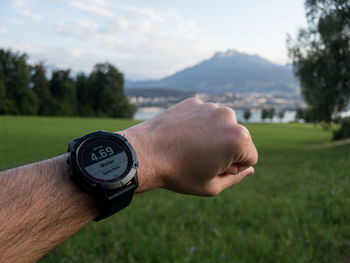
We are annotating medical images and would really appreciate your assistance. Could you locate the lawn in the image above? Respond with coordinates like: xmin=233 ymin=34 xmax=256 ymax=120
xmin=1 ymin=116 xmax=349 ymax=263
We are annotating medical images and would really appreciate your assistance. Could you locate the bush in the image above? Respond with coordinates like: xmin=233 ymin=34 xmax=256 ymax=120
xmin=333 ymin=117 xmax=350 ymax=140
xmin=296 ymin=108 xmax=317 ymax=123
xmin=243 ymin=109 xmax=251 ymax=122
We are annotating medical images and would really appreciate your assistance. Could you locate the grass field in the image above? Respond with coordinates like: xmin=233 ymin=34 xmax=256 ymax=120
xmin=1 ymin=116 xmax=350 ymax=263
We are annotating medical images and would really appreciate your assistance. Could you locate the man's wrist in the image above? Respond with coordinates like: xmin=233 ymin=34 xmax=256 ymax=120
xmin=56 ymin=153 xmax=100 ymax=220
xmin=117 ymin=127 xmax=164 ymax=194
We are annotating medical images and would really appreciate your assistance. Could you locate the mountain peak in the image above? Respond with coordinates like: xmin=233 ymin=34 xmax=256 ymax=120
xmin=126 ymin=49 xmax=298 ymax=94
xmin=213 ymin=49 xmax=241 ymax=58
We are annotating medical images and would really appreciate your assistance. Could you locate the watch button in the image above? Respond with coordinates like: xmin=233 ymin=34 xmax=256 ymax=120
xmin=120 ymin=135 xmax=128 ymax=142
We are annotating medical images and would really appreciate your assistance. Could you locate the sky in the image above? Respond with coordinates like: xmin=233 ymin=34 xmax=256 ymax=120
xmin=0 ymin=0 xmax=308 ymax=80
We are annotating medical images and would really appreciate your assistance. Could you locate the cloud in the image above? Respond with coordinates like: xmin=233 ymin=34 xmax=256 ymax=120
xmin=4 ymin=0 xmax=215 ymax=79
xmin=12 ymin=0 xmax=43 ymax=21
xmin=13 ymin=0 xmax=28 ymax=8
xmin=52 ymin=1 xmax=216 ymax=78
xmin=16 ymin=9 xmax=43 ymax=21
xmin=56 ymin=19 xmax=98 ymax=39
xmin=10 ymin=18 xmax=26 ymax=26
xmin=0 ymin=38 xmax=98 ymax=73
xmin=68 ymin=0 xmax=114 ymax=19
xmin=0 ymin=28 xmax=6 ymax=35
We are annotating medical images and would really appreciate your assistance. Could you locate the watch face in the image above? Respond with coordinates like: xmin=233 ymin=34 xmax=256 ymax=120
xmin=77 ymin=136 xmax=132 ymax=182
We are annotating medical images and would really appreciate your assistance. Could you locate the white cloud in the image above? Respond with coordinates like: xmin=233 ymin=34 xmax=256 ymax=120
xmin=56 ymin=19 xmax=98 ymax=39
xmin=4 ymin=0 xmax=215 ymax=79
xmin=13 ymin=0 xmax=28 ymax=8
xmin=68 ymin=0 xmax=114 ymax=19
xmin=0 ymin=28 xmax=6 ymax=35
xmin=12 ymin=0 xmax=43 ymax=22
xmin=10 ymin=18 xmax=26 ymax=26
xmin=52 ymin=1 xmax=216 ymax=78
xmin=16 ymin=9 xmax=43 ymax=21
xmin=0 ymin=39 xmax=97 ymax=73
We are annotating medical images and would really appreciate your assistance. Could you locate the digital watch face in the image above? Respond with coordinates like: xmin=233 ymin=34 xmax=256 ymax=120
xmin=77 ymin=137 xmax=131 ymax=182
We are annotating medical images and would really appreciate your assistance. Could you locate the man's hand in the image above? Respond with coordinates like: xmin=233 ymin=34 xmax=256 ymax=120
xmin=0 ymin=98 xmax=258 ymax=262
xmin=123 ymin=98 xmax=258 ymax=196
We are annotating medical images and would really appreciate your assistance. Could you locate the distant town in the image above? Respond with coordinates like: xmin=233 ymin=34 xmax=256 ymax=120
xmin=128 ymin=92 xmax=306 ymax=111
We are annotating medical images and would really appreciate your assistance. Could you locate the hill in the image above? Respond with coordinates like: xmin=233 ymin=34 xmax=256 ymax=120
xmin=125 ymin=88 xmax=194 ymax=98
xmin=1 ymin=117 xmax=348 ymax=262
xmin=126 ymin=50 xmax=299 ymax=94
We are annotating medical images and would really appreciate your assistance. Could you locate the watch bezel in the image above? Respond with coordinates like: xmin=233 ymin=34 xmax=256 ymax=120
xmin=69 ymin=131 xmax=138 ymax=190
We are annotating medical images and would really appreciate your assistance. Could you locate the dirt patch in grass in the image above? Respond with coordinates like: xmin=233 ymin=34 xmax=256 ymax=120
xmin=310 ymin=138 xmax=350 ymax=149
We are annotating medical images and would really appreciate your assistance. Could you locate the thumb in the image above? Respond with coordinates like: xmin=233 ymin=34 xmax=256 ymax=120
xmin=215 ymin=166 xmax=255 ymax=191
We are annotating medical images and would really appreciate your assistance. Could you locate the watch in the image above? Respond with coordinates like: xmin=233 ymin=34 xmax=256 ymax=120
xmin=67 ymin=130 xmax=138 ymax=221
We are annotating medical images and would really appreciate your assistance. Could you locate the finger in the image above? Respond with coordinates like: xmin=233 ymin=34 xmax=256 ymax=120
xmin=237 ymin=144 xmax=258 ymax=167
xmin=180 ymin=97 xmax=203 ymax=106
xmin=215 ymin=166 xmax=255 ymax=191
xmin=232 ymin=125 xmax=258 ymax=166
xmin=219 ymin=105 xmax=238 ymax=124
xmin=222 ymin=164 xmax=250 ymax=175
xmin=214 ymin=106 xmax=238 ymax=124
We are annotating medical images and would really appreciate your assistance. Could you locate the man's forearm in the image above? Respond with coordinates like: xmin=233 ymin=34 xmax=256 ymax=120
xmin=0 ymin=98 xmax=258 ymax=262
xmin=0 ymin=154 xmax=99 ymax=263
xmin=0 ymin=128 xmax=162 ymax=263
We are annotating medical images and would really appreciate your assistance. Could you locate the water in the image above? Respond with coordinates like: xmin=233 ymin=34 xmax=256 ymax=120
xmin=236 ymin=109 xmax=296 ymax=123
xmin=134 ymin=107 xmax=296 ymax=123
xmin=134 ymin=107 xmax=166 ymax=121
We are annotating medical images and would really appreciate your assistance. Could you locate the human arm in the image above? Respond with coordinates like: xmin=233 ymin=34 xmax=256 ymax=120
xmin=0 ymin=98 xmax=258 ymax=262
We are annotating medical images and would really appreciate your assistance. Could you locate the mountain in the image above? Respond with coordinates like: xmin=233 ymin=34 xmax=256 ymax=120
xmin=126 ymin=50 xmax=299 ymax=95
xmin=125 ymin=88 xmax=194 ymax=98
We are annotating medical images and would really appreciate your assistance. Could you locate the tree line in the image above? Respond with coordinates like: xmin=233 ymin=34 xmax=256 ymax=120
xmin=288 ymin=0 xmax=350 ymax=123
xmin=243 ymin=108 xmax=285 ymax=122
xmin=0 ymin=48 xmax=135 ymax=118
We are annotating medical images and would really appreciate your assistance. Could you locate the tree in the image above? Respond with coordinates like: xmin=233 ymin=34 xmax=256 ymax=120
xmin=0 ymin=50 xmax=17 ymax=114
xmin=0 ymin=71 xmax=7 ymax=114
xmin=243 ymin=109 xmax=252 ymax=122
xmin=0 ymin=49 xmax=38 ymax=115
xmin=0 ymin=69 xmax=17 ymax=115
xmin=268 ymin=107 xmax=275 ymax=121
xmin=287 ymin=0 xmax=350 ymax=122
xmin=333 ymin=117 xmax=350 ymax=140
xmin=296 ymin=107 xmax=317 ymax=122
xmin=261 ymin=108 xmax=275 ymax=122
xmin=75 ymin=73 xmax=94 ymax=116
xmin=278 ymin=110 xmax=285 ymax=121
xmin=261 ymin=109 xmax=269 ymax=121
xmin=0 ymin=48 xmax=135 ymax=118
xmin=88 ymin=63 xmax=135 ymax=118
xmin=49 ymin=70 xmax=77 ymax=115
xmin=31 ymin=63 xmax=55 ymax=115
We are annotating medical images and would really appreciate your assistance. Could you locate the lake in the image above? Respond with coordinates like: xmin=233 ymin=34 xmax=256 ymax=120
xmin=134 ymin=107 xmax=297 ymax=123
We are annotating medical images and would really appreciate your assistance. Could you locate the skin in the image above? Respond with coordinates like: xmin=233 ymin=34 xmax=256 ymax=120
xmin=0 ymin=98 xmax=258 ymax=262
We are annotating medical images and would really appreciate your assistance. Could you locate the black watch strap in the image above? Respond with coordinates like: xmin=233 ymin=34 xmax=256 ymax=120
xmin=68 ymin=130 xmax=139 ymax=221
xmin=94 ymin=178 xmax=138 ymax=221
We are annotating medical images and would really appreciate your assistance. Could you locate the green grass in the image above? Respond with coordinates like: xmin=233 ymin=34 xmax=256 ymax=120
xmin=1 ymin=116 xmax=349 ymax=263
xmin=0 ymin=116 xmax=138 ymax=170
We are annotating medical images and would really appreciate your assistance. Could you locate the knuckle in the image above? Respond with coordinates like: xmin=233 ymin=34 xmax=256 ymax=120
xmin=183 ymin=97 xmax=202 ymax=105
xmin=225 ymin=124 xmax=251 ymax=149
xmin=252 ymin=151 xmax=258 ymax=165
xmin=214 ymin=107 xmax=237 ymax=122
xmin=235 ymin=125 xmax=251 ymax=143
xmin=203 ymin=102 xmax=218 ymax=110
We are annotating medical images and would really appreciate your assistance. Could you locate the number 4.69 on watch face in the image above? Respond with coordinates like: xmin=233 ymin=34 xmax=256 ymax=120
xmin=68 ymin=131 xmax=139 ymax=221
xmin=78 ymin=138 xmax=129 ymax=181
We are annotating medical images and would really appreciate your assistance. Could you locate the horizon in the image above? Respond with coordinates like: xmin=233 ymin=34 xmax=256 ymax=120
xmin=0 ymin=0 xmax=307 ymax=80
